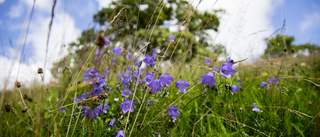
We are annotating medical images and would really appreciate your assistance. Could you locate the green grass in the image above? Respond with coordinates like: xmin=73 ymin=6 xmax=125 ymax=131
xmin=1 ymin=53 xmax=319 ymax=137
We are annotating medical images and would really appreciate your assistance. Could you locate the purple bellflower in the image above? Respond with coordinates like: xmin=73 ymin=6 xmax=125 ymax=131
xmin=113 ymin=47 xmax=122 ymax=56
xmin=135 ymin=59 xmax=141 ymax=67
xmin=109 ymin=118 xmax=115 ymax=127
xmin=176 ymin=81 xmax=190 ymax=93
xmin=268 ymin=77 xmax=279 ymax=84
xmin=200 ymin=72 xmax=216 ymax=88
xmin=127 ymin=53 xmax=132 ymax=59
xmin=226 ymin=57 xmax=233 ymax=64
xmin=168 ymin=34 xmax=175 ymax=42
xmin=154 ymin=132 xmax=159 ymax=135
xmin=260 ymin=81 xmax=268 ymax=88
xmin=104 ymin=37 xmax=110 ymax=48
xmin=213 ymin=67 xmax=219 ymax=71
xmin=204 ymin=58 xmax=210 ymax=65
xmin=168 ymin=105 xmax=180 ymax=120
xmin=144 ymin=72 xmax=155 ymax=84
xmin=121 ymin=89 xmax=132 ymax=98
xmin=153 ymin=48 xmax=157 ymax=56
xmin=160 ymin=73 xmax=174 ymax=87
xmin=146 ymin=99 xmax=154 ymax=106
xmin=220 ymin=63 xmax=237 ymax=79
xmin=120 ymin=99 xmax=135 ymax=114
xmin=148 ymin=80 xmax=162 ymax=93
xmin=252 ymin=103 xmax=263 ymax=112
xmin=59 ymin=107 xmax=66 ymax=113
xmin=143 ymin=54 xmax=155 ymax=66
xmin=231 ymin=85 xmax=239 ymax=94
xmin=116 ymin=130 xmax=124 ymax=137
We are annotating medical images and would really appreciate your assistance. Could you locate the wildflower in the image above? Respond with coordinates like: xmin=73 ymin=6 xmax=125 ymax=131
xmin=74 ymin=92 xmax=87 ymax=103
xmin=160 ymin=73 xmax=174 ymax=87
xmin=126 ymin=66 xmax=131 ymax=71
xmin=113 ymin=47 xmax=122 ymax=56
xmin=168 ymin=34 xmax=175 ymax=42
xmin=109 ymin=118 xmax=115 ymax=127
xmin=176 ymin=81 xmax=190 ymax=93
xmin=135 ymin=59 xmax=141 ymax=67
xmin=127 ymin=53 xmax=132 ymax=59
xmin=144 ymin=72 xmax=155 ymax=84
xmin=260 ymin=81 xmax=267 ymax=88
xmin=203 ymin=89 xmax=207 ymax=94
xmin=213 ymin=67 xmax=219 ymax=71
xmin=252 ymin=103 xmax=263 ymax=112
xmin=168 ymin=105 xmax=180 ymax=120
xmin=121 ymin=89 xmax=132 ymax=98
xmin=148 ymin=80 xmax=162 ymax=93
xmin=98 ymin=103 xmax=110 ymax=113
xmin=104 ymin=37 xmax=110 ymax=47
xmin=153 ymin=48 xmax=157 ymax=56
xmin=114 ymin=98 xmax=119 ymax=102
xmin=154 ymin=132 xmax=159 ymax=135
xmin=120 ymin=99 xmax=135 ymax=114
xmin=112 ymin=58 xmax=115 ymax=63
xmin=231 ymin=85 xmax=239 ymax=94
xmin=268 ymin=77 xmax=279 ymax=84
xmin=81 ymin=106 xmax=90 ymax=117
xmin=133 ymin=70 xmax=142 ymax=79
xmin=200 ymin=72 xmax=216 ymax=88
xmin=238 ymin=79 xmax=242 ymax=83
xmin=146 ymin=99 xmax=154 ymax=106
xmin=83 ymin=68 xmax=100 ymax=83
xmin=220 ymin=63 xmax=236 ymax=79
xmin=226 ymin=57 xmax=234 ymax=64
xmin=143 ymin=54 xmax=155 ymax=67
xmin=116 ymin=130 xmax=124 ymax=137
xmin=204 ymin=58 xmax=210 ymax=65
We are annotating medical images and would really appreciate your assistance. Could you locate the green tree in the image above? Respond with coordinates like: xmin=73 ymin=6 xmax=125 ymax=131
xmin=264 ymin=34 xmax=319 ymax=56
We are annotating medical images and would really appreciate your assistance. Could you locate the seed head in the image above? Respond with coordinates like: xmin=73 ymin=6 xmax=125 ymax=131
xmin=81 ymin=100 xmax=87 ymax=106
xmin=91 ymin=97 xmax=100 ymax=102
xmin=98 ymin=93 xmax=108 ymax=100
xmin=283 ymin=48 xmax=287 ymax=52
xmin=95 ymin=33 xmax=106 ymax=48
xmin=5 ymin=103 xmax=12 ymax=112
xmin=15 ymin=81 xmax=21 ymax=88
xmin=22 ymin=107 xmax=28 ymax=113
xmin=38 ymin=68 xmax=43 ymax=74
xmin=23 ymin=93 xmax=29 ymax=99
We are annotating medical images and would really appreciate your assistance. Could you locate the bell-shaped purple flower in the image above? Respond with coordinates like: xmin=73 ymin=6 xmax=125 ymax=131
xmin=220 ymin=63 xmax=236 ymax=79
xmin=144 ymin=72 xmax=155 ymax=84
xmin=160 ymin=73 xmax=174 ymax=87
xmin=127 ymin=53 xmax=132 ymax=59
xmin=113 ymin=47 xmax=122 ymax=56
xmin=168 ymin=105 xmax=180 ymax=120
xmin=231 ymin=85 xmax=239 ymax=94
xmin=112 ymin=58 xmax=115 ymax=63
xmin=143 ymin=54 xmax=155 ymax=66
xmin=109 ymin=118 xmax=115 ymax=127
xmin=260 ymin=81 xmax=268 ymax=88
xmin=121 ymin=89 xmax=132 ymax=98
xmin=148 ymin=80 xmax=162 ymax=93
xmin=268 ymin=77 xmax=279 ymax=84
xmin=168 ymin=34 xmax=175 ymax=42
xmin=213 ymin=67 xmax=219 ymax=71
xmin=135 ymin=59 xmax=141 ymax=67
xmin=204 ymin=58 xmax=210 ymax=65
xmin=120 ymin=99 xmax=135 ymax=114
xmin=59 ymin=107 xmax=66 ymax=113
xmin=146 ymin=99 xmax=154 ymax=106
xmin=176 ymin=81 xmax=190 ymax=93
xmin=252 ymin=103 xmax=263 ymax=112
xmin=104 ymin=37 xmax=110 ymax=48
xmin=200 ymin=72 xmax=216 ymax=88
xmin=116 ymin=130 xmax=124 ymax=137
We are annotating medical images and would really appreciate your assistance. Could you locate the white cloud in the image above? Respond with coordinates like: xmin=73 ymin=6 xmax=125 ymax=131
xmin=187 ymin=0 xmax=281 ymax=62
xmin=96 ymin=0 xmax=112 ymax=10
xmin=300 ymin=12 xmax=320 ymax=32
xmin=1 ymin=1 xmax=81 ymax=89
xmin=0 ymin=0 xmax=4 ymax=4
xmin=8 ymin=4 xmax=24 ymax=18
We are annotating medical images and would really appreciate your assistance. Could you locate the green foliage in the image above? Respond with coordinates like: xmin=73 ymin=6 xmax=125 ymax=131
xmin=264 ymin=34 xmax=320 ymax=56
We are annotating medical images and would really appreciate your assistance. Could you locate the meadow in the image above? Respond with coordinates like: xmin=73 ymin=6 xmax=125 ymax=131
xmin=1 ymin=1 xmax=320 ymax=137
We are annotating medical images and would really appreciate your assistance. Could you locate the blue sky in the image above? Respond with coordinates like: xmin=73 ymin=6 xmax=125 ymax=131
xmin=0 ymin=0 xmax=319 ymax=89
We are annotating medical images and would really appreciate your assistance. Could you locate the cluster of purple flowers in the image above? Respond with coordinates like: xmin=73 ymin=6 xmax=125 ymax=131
xmin=81 ymin=103 xmax=110 ymax=119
